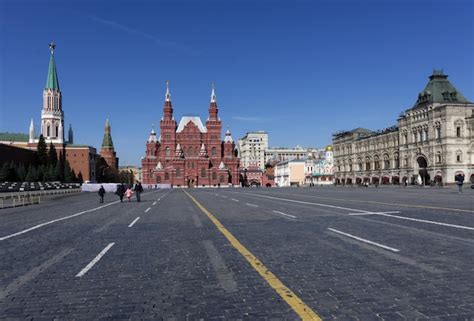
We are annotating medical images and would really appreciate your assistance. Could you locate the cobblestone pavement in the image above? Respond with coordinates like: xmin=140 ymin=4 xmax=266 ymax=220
xmin=0 ymin=186 xmax=473 ymax=320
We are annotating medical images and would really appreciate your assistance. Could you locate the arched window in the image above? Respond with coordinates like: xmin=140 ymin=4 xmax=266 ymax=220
xmin=212 ymin=172 xmax=217 ymax=179
xmin=188 ymin=147 xmax=193 ymax=156
xmin=55 ymin=125 xmax=59 ymax=137
xmin=164 ymin=172 xmax=169 ymax=180
xmin=211 ymin=147 xmax=217 ymax=156
xmin=455 ymin=150 xmax=462 ymax=163
xmin=165 ymin=147 xmax=171 ymax=156
xmin=157 ymin=176 xmax=161 ymax=183
xmin=47 ymin=125 xmax=51 ymax=137
xmin=201 ymin=168 xmax=206 ymax=178
xmin=383 ymin=155 xmax=390 ymax=169
xmin=176 ymin=168 xmax=181 ymax=177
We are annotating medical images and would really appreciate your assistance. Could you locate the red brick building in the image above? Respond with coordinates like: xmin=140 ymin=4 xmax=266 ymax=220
xmin=142 ymin=83 xmax=240 ymax=187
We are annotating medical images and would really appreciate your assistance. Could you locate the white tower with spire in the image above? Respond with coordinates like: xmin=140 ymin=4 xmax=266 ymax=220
xmin=29 ymin=119 xmax=35 ymax=143
xmin=40 ymin=42 xmax=64 ymax=144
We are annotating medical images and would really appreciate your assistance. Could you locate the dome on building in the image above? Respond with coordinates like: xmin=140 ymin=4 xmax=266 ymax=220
xmin=325 ymin=145 xmax=333 ymax=152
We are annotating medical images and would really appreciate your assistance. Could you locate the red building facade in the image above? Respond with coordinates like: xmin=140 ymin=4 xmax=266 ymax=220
xmin=142 ymin=83 xmax=240 ymax=187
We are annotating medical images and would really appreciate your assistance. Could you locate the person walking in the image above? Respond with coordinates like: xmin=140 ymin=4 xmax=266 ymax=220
xmin=125 ymin=186 xmax=133 ymax=202
xmin=134 ymin=181 xmax=143 ymax=202
xmin=116 ymin=183 xmax=125 ymax=202
xmin=98 ymin=185 xmax=105 ymax=203
xmin=455 ymin=173 xmax=465 ymax=194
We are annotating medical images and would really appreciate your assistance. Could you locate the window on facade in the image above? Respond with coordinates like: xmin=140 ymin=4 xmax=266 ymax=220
xmin=456 ymin=127 xmax=461 ymax=138
xmin=55 ymin=126 xmax=59 ymax=137
xmin=165 ymin=147 xmax=171 ymax=156
xmin=436 ymin=127 xmax=441 ymax=139
xmin=47 ymin=125 xmax=51 ymax=137
xmin=212 ymin=172 xmax=217 ymax=179
xmin=188 ymin=147 xmax=193 ymax=156
xmin=219 ymin=175 xmax=224 ymax=183
xmin=384 ymin=159 xmax=390 ymax=169
xmin=165 ymin=172 xmax=169 ymax=180
xmin=157 ymin=176 xmax=161 ymax=183
xmin=456 ymin=152 xmax=462 ymax=163
xmin=211 ymin=147 xmax=217 ymax=156
xmin=176 ymin=169 xmax=181 ymax=177
xmin=366 ymin=162 xmax=371 ymax=171
xmin=201 ymin=168 xmax=206 ymax=178
xmin=436 ymin=152 xmax=442 ymax=164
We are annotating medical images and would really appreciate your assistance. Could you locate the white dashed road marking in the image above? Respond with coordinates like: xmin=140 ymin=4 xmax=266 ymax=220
xmin=231 ymin=199 xmax=239 ymax=202
xmin=348 ymin=211 xmax=401 ymax=216
xmin=328 ymin=228 xmax=400 ymax=252
xmin=271 ymin=210 xmax=297 ymax=219
xmin=246 ymin=203 xmax=258 ymax=207
xmin=76 ymin=242 xmax=115 ymax=277
xmin=0 ymin=190 xmax=160 ymax=241
xmin=152 ymin=202 xmax=157 ymax=206
xmin=128 ymin=217 xmax=141 ymax=227
xmin=374 ymin=212 xmax=474 ymax=231
xmin=145 ymin=207 xmax=151 ymax=213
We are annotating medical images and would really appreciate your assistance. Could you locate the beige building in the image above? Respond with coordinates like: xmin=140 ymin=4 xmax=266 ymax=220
xmin=333 ymin=70 xmax=474 ymax=185
xmin=274 ymin=159 xmax=306 ymax=187
xmin=237 ymin=131 xmax=268 ymax=170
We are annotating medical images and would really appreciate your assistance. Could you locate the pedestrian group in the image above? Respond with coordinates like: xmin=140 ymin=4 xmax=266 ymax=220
xmin=97 ymin=181 xmax=144 ymax=203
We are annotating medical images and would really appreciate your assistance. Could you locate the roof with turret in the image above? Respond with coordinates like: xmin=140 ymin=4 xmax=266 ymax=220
xmin=411 ymin=70 xmax=470 ymax=109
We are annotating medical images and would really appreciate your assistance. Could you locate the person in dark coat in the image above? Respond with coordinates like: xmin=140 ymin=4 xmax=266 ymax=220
xmin=134 ymin=181 xmax=143 ymax=202
xmin=116 ymin=183 xmax=125 ymax=202
xmin=98 ymin=185 xmax=105 ymax=203
xmin=455 ymin=173 xmax=465 ymax=194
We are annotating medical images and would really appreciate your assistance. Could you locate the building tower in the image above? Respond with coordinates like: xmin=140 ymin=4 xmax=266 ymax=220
xmin=68 ymin=124 xmax=74 ymax=144
xmin=160 ymin=81 xmax=177 ymax=159
xmin=100 ymin=119 xmax=118 ymax=170
xmin=29 ymin=119 xmax=35 ymax=143
xmin=206 ymin=82 xmax=222 ymax=159
xmin=41 ymin=42 xmax=64 ymax=144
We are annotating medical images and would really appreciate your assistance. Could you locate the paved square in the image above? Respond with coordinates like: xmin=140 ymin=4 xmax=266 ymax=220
xmin=0 ymin=186 xmax=473 ymax=320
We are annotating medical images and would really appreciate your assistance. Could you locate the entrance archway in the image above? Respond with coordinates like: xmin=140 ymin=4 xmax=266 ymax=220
xmin=416 ymin=156 xmax=430 ymax=185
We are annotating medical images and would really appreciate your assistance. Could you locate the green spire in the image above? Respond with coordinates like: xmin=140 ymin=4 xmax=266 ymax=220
xmin=45 ymin=42 xmax=60 ymax=90
xmin=101 ymin=118 xmax=114 ymax=149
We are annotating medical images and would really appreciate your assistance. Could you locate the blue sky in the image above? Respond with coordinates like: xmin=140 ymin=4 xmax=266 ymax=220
xmin=1 ymin=0 xmax=473 ymax=166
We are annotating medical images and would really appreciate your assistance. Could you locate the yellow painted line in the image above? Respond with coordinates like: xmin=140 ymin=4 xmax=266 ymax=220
xmin=263 ymin=191 xmax=474 ymax=214
xmin=183 ymin=190 xmax=321 ymax=321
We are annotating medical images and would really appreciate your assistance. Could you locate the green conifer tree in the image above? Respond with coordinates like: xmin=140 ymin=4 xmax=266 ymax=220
xmin=37 ymin=135 xmax=48 ymax=166
xmin=77 ymin=172 xmax=84 ymax=184
xmin=64 ymin=160 xmax=72 ymax=182
xmin=17 ymin=163 xmax=27 ymax=181
xmin=71 ymin=169 xmax=77 ymax=183
xmin=25 ymin=165 xmax=34 ymax=182
xmin=48 ymin=143 xmax=58 ymax=167
xmin=0 ymin=162 xmax=9 ymax=181
xmin=54 ymin=162 xmax=62 ymax=181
